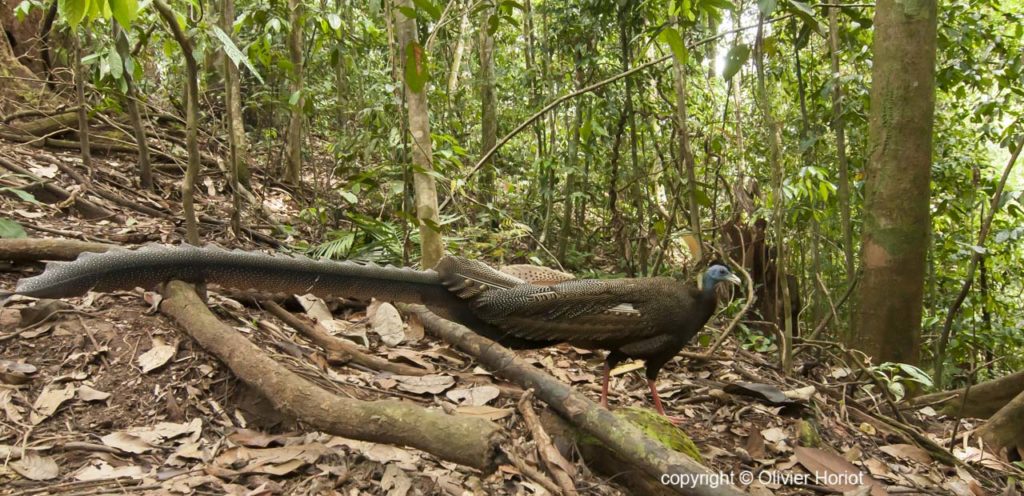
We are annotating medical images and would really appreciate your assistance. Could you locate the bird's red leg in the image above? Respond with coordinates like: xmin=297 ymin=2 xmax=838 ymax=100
xmin=600 ymin=362 xmax=611 ymax=408
xmin=648 ymin=379 xmax=683 ymax=426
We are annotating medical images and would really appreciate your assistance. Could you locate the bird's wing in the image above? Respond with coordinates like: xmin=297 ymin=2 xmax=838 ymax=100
xmin=469 ymin=279 xmax=669 ymax=342
xmin=435 ymin=256 xmax=526 ymax=298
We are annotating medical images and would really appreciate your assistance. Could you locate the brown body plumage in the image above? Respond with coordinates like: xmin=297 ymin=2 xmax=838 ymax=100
xmin=13 ymin=245 xmax=739 ymax=417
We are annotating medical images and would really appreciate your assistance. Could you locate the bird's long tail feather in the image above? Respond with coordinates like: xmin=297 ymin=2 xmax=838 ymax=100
xmin=13 ymin=244 xmax=553 ymax=349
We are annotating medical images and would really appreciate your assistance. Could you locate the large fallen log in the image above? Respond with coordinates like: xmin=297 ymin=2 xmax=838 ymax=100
xmin=976 ymin=388 xmax=1024 ymax=452
xmin=0 ymin=237 xmax=114 ymax=262
xmin=909 ymin=370 xmax=1024 ymax=418
xmin=400 ymin=303 xmax=745 ymax=496
xmin=159 ymin=280 xmax=504 ymax=471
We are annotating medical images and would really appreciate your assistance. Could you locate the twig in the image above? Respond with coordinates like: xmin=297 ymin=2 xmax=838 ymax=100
xmin=506 ymin=450 xmax=565 ymax=496
xmin=517 ymin=389 xmax=578 ymax=496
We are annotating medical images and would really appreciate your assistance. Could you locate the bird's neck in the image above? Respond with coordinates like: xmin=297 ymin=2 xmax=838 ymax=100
xmin=699 ymin=274 xmax=719 ymax=303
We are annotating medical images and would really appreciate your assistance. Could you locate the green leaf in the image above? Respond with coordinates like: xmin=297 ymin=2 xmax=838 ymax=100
xmin=339 ymin=190 xmax=358 ymax=203
xmin=288 ymin=89 xmax=302 ymax=107
xmin=403 ymin=41 xmax=429 ymax=93
xmin=0 ymin=218 xmax=26 ymax=239
xmin=107 ymin=49 xmax=123 ymax=79
xmin=108 ymin=0 xmax=138 ymax=27
xmin=59 ymin=0 xmax=89 ymax=27
xmin=2 ymin=187 xmax=39 ymax=204
xmin=412 ymin=0 xmax=441 ymax=20
xmin=896 ymin=363 xmax=934 ymax=388
xmin=757 ymin=0 xmax=777 ymax=16
xmin=211 ymin=25 xmax=265 ymax=84
xmin=658 ymin=27 xmax=688 ymax=63
xmin=785 ymin=0 xmax=823 ymax=34
xmin=397 ymin=6 xmax=416 ymax=19
xmin=487 ymin=13 xmax=499 ymax=35
xmin=721 ymin=43 xmax=749 ymax=80
xmin=327 ymin=13 xmax=342 ymax=30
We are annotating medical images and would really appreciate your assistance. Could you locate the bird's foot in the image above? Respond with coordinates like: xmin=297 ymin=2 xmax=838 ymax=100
xmin=661 ymin=414 xmax=686 ymax=426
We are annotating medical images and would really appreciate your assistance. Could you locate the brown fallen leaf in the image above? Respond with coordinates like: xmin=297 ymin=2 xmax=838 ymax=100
xmin=393 ymin=374 xmax=455 ymax=395
xmin=405 ymin=314 xmax=425 ymax=342
xmin=77 ymin=385 xmax=111 ymax=402
xmin=0 ymin=359 xmax=37 ymax=385
xmin=73 ymin=461 xmax=145 ymax=481
xmin=455 ymin=405 xmax=515 ymax=421
xmin=368 ymin=300 xmax=405 ymax=346
xmin=138 ymin=337 xmax=177 ymax=373
xmin=229 ymin=429 xmax=290 ymax=448
xmin=10 ymin=452 xmax=59 ymax=481
xmin=214 ymin=444 xmax=329 ymax=476
xmin=101 ymin=431 xmax=154 ymax=454
xmin=30 ymin=384 xmax=76 ymax=425
xmin=879 ymin=444 xmax=932 ymax=465
xmin=327 ymin=437 xmax=419 ymax=468
xmin=794 ymin=446 xmax=886 ymax=496
xmin=386 ymin=349 xmax=435 ymax=372
xmin=446 ymin=386 xmax=500 ymax=406
xmin=746 ymin=429 xmax=767 ymax=459
xmin=381 ymin=463 xmax=413 ymax=496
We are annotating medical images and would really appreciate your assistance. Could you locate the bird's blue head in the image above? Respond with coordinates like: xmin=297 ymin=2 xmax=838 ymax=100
xmin=701 ymin=264 xmax=742 ymax=296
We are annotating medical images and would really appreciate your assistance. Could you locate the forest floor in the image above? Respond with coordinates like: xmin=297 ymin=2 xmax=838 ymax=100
xmin=0 ymin=138 xmax=1017 ymax=495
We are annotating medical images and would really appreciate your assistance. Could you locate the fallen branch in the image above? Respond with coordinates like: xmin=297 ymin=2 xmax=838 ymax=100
xmin=976 ymin=388 xmax=1024 ymax=451
xmin=518 ymin=389 xmax=577 ymax=496
xmin=159 ymin=280 xmax=504 ymax=471
xmin=908 ymin=370 xmax=1024 ymax=418
xmin=261 ymin=299 xmax=431 ymax=376
xmin=0 ymin=237 xmax=114 ymax=262
xmin=400 ymin=303 xmax=745 ymax=496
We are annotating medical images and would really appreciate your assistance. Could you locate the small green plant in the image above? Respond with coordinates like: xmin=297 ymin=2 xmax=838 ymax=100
xmin=870 ymin=362 xmax=934 ymax=400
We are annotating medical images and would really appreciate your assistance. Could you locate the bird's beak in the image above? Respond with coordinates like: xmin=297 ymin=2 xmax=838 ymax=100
xmin=725 ymin=273 xmax=742 ymax=286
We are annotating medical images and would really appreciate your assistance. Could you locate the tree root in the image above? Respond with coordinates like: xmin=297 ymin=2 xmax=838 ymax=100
xmin=159 ymin=280 xmax=504 ymax=471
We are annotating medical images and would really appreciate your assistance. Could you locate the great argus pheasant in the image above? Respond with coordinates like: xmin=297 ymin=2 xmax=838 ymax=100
xmin=10 ymin=244 xmax=741 ymax=420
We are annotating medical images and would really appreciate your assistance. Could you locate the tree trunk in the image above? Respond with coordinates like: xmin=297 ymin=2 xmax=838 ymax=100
xmin=394 ymin=0 xmax=444 ymax=269
xmin=557 ymin=96 xmax=581 ymax=265
xmin=619 ymin=0 xmax=644 ymax=276
xmin=669 ymin=23 xmax=701 ymax=260
xmin=154 ymin=0 xmax=201 ymax=245
xmin=72 ymin=28 xmax=92 ymax=173
xmin=114 ymin=23 xmax=152 ymax=190
xmin=223 ymin=0 xmax=247 ymax=236
xmin=446 ymin=6 xmax=469 ymax=97
xmin=477 ymin=5 xmax=497 ymax=199
xmin=284 ymin=0 xmax=304 ymax=184
xmin=754 ymin=16 xmax=790 ymax=370
xmin=830 ymin=5 xmax=855 ymax=280
xmin=223 ymin=0 xmax=249 ymax=187
xmin=850 ymin=0 xmax=937 ymax=365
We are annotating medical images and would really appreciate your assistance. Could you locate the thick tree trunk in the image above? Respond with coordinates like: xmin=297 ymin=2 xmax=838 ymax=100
xmin=477 ymin=6 xmax=497 ymax=198
xmin=394 ymin=0 xmax=444 ymax=269
xmin=284 ymin=0 xmax=304 ymax=184
xmin=850 ymin=0 xmax=937 ymax=364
